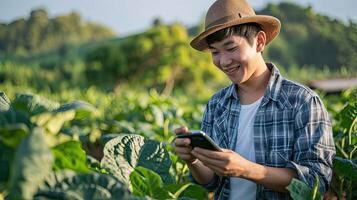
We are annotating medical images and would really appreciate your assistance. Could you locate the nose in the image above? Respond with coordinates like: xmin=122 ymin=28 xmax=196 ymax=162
xmin=220 ymin=53 xmax=233 ymax=68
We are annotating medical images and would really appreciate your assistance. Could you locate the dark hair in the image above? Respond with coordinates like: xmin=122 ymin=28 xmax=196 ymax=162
xmin=206 ymin=23 xmax=262 ymax=46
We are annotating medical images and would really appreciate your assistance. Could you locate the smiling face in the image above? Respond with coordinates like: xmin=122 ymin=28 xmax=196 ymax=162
xmin=209 ymin=34 xmax=261 ymax=85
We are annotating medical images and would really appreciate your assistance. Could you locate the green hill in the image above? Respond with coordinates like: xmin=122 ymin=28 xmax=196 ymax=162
xmin=0 ymin=8 xmax=115 ymax=56
xmin=259 ymin=2 xmax=357 ymax=71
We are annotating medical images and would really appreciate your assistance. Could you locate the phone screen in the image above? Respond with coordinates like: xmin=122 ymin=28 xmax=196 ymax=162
xmin=176 ymin=131 xmax=222 ymax=151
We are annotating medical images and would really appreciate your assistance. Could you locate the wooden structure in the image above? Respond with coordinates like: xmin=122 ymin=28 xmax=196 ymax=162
xmin=308 ymin=78 xmax=357 ymax=94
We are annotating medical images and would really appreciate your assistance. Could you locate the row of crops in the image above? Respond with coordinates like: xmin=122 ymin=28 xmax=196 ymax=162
xmin=0 ymin=88 xmax=356 ymax=199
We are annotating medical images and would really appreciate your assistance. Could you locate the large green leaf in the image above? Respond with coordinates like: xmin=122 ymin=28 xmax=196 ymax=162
xmin=333 ymin=157 xmax=357 ymax=180
xmin=0 ymin=93 xmax=30 ymax=130
xmin=0 ymin=142 xmax=15 ymax=189
xmin=130 ymin=166 xmax=170 ymax=199
xmin=52 ymin=141 xmax=90 ymax=173
xmin=286 ymin=177 xmax=321 ymax=200
xmin=8 ymin=127 xmax=54 ymax=200
xmin=32 ymin=111 xmax=75 ymax=134
xmin=177 ymin=184 xmax=208 ymax=200
xmin=129 ymin=165 xmax=195 ymax=199
xmin=34 ymin=170 xmax=134 ymax=200
xmin=12 ymin=93 xmax=59 ymax=116
xmin=32 ymin=101 xmax=96 ymax=134
xmin=286 ymin=178 xmax=311 ymax=200
xmin=100 ymin=133 xmax=122 ymax=145
xmin=101 ymin=134 xmax=172 ymax=185
xmin=55 ymin=100 xmax=96 ymax=120
xmin=0 ymin=123 xmax=29 ymax=147
xmin=0 ymin=109 xmax=31 ymax=127
xmin=339 ymin=102 xmax=357 ymax=133
xmin=0 ymin=91 xmax=10 ymax=112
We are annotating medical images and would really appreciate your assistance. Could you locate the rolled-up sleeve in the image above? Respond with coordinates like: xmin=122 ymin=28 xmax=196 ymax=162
xmin=286 ymin=96 xmax=336 ymax=193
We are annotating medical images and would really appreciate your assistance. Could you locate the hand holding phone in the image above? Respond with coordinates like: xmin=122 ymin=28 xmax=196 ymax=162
xmin=176 ymin=130 xmax=222 ymax=151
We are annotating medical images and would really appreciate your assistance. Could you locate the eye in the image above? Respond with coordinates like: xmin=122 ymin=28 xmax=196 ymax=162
xmin=211 ymin=51 xmax=219 ymax=56
xmin=227 ymin=47 xmax=238 ymax=52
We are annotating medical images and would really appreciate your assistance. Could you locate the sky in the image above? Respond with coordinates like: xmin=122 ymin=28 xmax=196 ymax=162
xmin=0 ymin=0 xmax=356 ymax=36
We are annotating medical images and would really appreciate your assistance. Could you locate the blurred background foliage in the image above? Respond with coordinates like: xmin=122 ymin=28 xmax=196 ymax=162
xmin=0 ymin=2 xmax=356 ymax=98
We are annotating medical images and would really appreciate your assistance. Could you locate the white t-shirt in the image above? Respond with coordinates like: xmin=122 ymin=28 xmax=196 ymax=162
xmin=229 ymin=97 xmax=263 ymax=200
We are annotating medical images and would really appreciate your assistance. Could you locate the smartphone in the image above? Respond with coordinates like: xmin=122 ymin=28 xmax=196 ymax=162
xmin=176 ymin=130 xmax=222 ymax=151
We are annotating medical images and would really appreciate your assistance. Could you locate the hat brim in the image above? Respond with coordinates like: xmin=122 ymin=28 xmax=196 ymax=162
xmin=190 ymin=15 xmax=281 ymax=51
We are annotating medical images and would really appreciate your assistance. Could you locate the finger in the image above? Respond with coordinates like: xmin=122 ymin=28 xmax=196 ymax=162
xmin=174 ymin=146 xmax=195 ymax=161
xmin=175 ymin=138 xmax=191 ymax=146
xmin=180 ymin=154 xmax=195 ymax=160
xmin=175 ymin=146 xmax=193 ymax=155
xmin=203 ymin=163 xmax=232 ymax=177
xmin=192 ymin=147 xmax=225 ymax=159
xmin=191 ymin=149 xmax=225 ymax=167
xmin=174 ymin=126 xmax=186 ymax=134
xmin=203 ymin=163 xmax=224 ymax=176
xmin=174 ymin=126 xmax=189 ymax=135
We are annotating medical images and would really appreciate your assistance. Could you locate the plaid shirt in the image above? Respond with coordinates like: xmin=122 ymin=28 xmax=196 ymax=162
xmin=192 ymin=63 xmax=335 ymax=200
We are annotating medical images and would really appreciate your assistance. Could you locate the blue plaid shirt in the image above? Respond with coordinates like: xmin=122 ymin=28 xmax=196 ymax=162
xmin=193 ymin=63 xmax=335 ymax=200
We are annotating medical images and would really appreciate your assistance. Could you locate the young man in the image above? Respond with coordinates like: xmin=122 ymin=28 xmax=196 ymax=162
xmin=174 ymin=0 xmax=335 ymax=199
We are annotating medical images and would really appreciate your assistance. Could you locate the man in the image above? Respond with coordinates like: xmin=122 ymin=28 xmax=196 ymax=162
xmin=173 ymin=0 xmax=335 ymax=199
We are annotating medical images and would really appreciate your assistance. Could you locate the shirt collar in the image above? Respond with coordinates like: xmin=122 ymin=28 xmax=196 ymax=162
xmin=225 ymin=63 xmax=291 ymax=109
xmin=226 ymin=82 xmax=238 ymax=100
xmin=265 ymin=62 xmax=283 ymax=102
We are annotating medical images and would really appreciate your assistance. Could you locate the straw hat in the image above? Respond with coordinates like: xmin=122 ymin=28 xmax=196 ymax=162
xmin=190 ymin=0 xmax=281 ymax=51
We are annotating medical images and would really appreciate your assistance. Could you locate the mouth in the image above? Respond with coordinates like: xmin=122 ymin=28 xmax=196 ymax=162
xmin=224 ymin=66 xmax=240 ymax=74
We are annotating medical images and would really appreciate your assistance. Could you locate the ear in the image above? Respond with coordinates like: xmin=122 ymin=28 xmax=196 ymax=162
xmin=256 ymin=31 xmax=266 ymax=52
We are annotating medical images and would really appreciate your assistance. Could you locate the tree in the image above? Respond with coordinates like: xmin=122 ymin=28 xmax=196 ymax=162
xmin=0 ymin=8 xmax=115 ymax=55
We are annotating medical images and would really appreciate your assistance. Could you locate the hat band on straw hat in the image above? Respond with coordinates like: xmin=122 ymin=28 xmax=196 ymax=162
xmin=206 ymin=13 xmax=244 ymax=29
